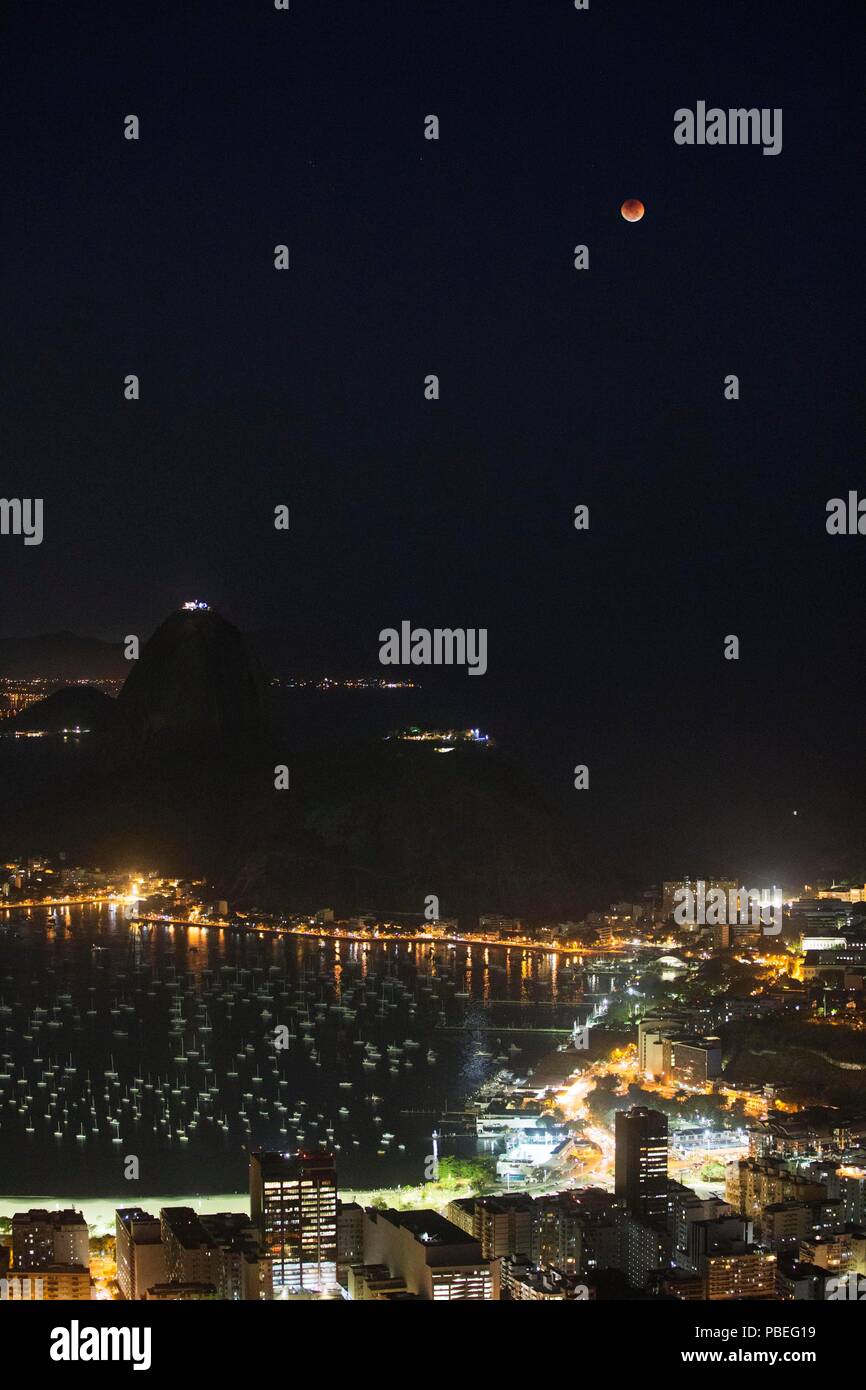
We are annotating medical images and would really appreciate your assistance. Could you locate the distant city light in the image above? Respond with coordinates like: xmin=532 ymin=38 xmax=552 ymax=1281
xmin=386 ymin=726 xmax=492 ymax=748
xmin=181 ymin=599 xmax=210 ymax=611
xmin=272 ymin=676 xmax=417 ymax=690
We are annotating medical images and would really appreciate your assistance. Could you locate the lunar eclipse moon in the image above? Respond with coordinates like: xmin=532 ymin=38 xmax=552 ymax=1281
xmin=621 ymin=198 xmax=645 ymax=221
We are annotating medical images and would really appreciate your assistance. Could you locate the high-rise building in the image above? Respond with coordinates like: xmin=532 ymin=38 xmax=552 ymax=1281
xmin=713 ymin=920 xmax=733 ymax=949
xmin=336 ymin=1201 xmax=365 ymax=1286
xmin=760 ymin=1201 xmax=844 ymax=1253
xmin=834 ymin=1165 xmax=866 ymax=1225
xmin=726 ymin=1157 xmax=828 ymax=1227
xmin=662 ymin=879 xmax=738 ymax=921
xmin=11 ymin=1209 xmax=89 ymax=1271
xmin=445 ymin=1195 xmax=536 ymax=1262
xmin=116 ymin=1208 xmax=166 ymax=1301
xmin=501 ymin=1257 xmax=591 ymax=1300
xmin=704 ymin=1249 xmax=777 ymax=1300
xmin=775 ymin=1255 xmax=829 ymax=1301
xmin=568 ymin=1189 xmax=623 ymax=1276
xmin=478 ymin=915 xmax=526 ymax=939
xmin=361 ymin=1208 xmax=499 ymax=1300
xmin=638 ymin=1015 xmax=689 ymax=1078
xmin=799 ymin=1233 xmax=859 ymax=1274
xmin=250 ymin=1150 xmax=337 ymax=1295
xmin=670 ymin=1185 xmax=733 ymax=1270
xmin=615 ymin=1108 xmax=669 ymax=1222
xmin=159 ymin=1208 xmax=270 ymax=1300
xmin=532 ymin=1195 xmax=582 ymax=1271
xmin=662 ymin=1035 xmax=722 ymax=1088
xmin=616 ymin=1212 xmax=672 ymax=1289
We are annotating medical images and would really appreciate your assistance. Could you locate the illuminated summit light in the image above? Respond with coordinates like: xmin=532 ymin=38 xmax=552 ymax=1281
xmin=181 ymin=599 xmax=210 ymax=611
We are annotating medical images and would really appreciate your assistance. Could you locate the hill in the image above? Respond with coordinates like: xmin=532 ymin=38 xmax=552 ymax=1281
xmin=109 ymin=604 xmax=268 ymax=758
xmin=11 ymin=685 xmax=116 ymax=733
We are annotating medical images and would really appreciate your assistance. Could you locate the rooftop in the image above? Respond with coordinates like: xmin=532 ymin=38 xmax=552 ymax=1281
xmin=373 ymin=1208 xmax=478 ymax=1247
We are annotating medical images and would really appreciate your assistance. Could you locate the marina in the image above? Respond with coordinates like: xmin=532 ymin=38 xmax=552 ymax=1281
xmin=0 ymin=904 xmax=605 ymax=1196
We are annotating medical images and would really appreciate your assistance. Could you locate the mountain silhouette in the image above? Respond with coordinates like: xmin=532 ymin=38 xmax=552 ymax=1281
xmin=110 ymin=604 xmax=269 ymax=759
xmin=12 ymin=685 xmax=115 ymax=733
xmin=0 ymin=604 xmax=592 ymax=918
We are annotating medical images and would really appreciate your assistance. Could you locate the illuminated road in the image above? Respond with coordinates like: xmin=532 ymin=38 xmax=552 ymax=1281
xmin=0 ymin=898 xmax=668 ymax=959
xmin=0 ymin=895 xmax=131 ymax=911
xmin=129 ymin=914 xmax=635 ymax=957
xmin=554 ymin=1047 xmax=749 ymax=1191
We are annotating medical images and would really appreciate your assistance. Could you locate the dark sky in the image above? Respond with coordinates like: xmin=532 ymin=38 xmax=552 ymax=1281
xmin=2 ymin=0 xmax=864 ymax=889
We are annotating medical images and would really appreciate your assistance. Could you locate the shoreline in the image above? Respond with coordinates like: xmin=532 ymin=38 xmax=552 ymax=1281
xmin=0 ymin=1181 xmax=490 ymax=1236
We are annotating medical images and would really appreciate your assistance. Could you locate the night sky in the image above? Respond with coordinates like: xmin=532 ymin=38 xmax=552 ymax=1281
xmin=2 ymin=1 xmax=863 ymax=891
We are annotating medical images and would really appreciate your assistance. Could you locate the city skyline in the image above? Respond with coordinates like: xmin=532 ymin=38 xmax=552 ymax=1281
xmin=1 ymin=0 xmax=861 ymax=1354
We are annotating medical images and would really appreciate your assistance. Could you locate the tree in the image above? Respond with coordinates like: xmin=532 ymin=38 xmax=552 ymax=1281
xmin=435 ymin=1155 xmax=497 ymax=1190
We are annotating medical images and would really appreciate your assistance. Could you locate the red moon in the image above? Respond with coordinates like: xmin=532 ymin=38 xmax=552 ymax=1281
xmin=621 ymin=199 xmax=645 ymax=222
